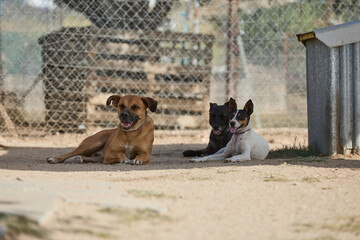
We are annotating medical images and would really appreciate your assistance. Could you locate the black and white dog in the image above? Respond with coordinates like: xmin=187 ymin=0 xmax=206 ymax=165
xmin=190 ymin=99 xmax=269 ymax=162
xmin=183 ymin=98 xmax=237 ymax=157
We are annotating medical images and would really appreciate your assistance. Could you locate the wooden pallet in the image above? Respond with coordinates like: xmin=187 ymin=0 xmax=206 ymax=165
xmin=39 ymin=27 xmax=214 ymax=132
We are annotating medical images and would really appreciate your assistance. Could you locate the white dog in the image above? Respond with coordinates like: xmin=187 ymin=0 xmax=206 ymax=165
xmin=191 ymin=99 xmax=269 ymax=163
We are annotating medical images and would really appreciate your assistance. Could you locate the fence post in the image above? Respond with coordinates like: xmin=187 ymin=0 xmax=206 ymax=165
xmin=226 ymin=0 xmax=233 ymax=99
xmin=232 ymin=0 xmax=240 ymax=99
xmin=282 ymin=32 xmax=289 ymax=111
xmin=326 ymin=0 xmax=332 ymax=27
xmin=0 ymin=0 xmax=3 ymax=94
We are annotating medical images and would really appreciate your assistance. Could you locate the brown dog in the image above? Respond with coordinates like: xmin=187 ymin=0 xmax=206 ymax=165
xmin=47 ymin=95 xmax=158 ymax=165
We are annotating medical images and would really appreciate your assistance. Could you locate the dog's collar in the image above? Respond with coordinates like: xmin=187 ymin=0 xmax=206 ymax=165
xmin=122 ymin=111 xmax=148 ymax=132
xmin=234 ymin=128 xmax=251 ymax=135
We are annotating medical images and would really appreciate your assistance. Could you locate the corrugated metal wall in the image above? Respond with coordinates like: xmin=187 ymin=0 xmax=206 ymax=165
xmin=304 ymin=37 xmax=360 ymax=155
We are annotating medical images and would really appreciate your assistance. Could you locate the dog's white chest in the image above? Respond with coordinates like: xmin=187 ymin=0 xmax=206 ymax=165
xmin=124 ymin=143 xmax=134 ymax=159
xmin=233 ymin=135 xmax=246 ymax=153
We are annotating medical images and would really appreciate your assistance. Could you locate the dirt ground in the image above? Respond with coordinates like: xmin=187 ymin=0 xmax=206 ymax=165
xmin=1 ymin=128 xmax=360 ymax=240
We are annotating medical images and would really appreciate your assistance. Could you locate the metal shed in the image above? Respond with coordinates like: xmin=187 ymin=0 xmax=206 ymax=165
xmin=297 ymin=20 xmax=360 ymax=156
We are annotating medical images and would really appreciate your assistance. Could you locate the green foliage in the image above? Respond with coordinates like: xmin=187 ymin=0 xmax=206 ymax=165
xmin=264 ymin=174 xmax=288 ymax=182
xmin=69 ymin=228 xmax=116 ymax=239
xmin=2 ymin=0 xmax=26 ymax=5
xmin=239 ymin=1 xmax=327 ymax=66
xmin=127 ymin=189 xmax=178 ymax=199
xmin=332 ymin=0 xmax=360 ymax=22
xmin=302 ymin=177 xmax=321 ymax=183
xmin=0 ymin=214 xmax=47 ymax=239
xmin=99 ymin=208 xmax=172 ymax=224
xmin=267 ymin=144 xmax=317 ymax=159
xmin=1 ymin=31 xmax=42 ymax=75
xmin=207 ymin=1 xmax=360 ymax=93
xmin=322 ymin=216 xmax=360 ymax=233
xmin=294 ymin=215 xmax=360 ymax=234
xmin=198 ymin=0 xmax=214 ymax=6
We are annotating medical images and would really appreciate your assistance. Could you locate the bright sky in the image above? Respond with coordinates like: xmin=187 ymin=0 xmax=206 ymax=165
xmin=27 ymin=0 xmax=56 ymax=9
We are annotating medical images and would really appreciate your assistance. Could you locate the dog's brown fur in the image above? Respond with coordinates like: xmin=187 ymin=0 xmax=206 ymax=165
xmin=47 ymin=95 xmax=157 ymax=165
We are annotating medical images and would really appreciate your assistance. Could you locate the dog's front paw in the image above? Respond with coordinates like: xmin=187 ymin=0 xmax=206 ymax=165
xmin=132 ymin=159 xmax=142 ymax=165
xmin=124 ymin=159 xmax=142 ymax=165
xmin=224 ymin=158 xmax=236 ymax=163
xmin=121 ymin=159 xmax=131 ymax=164
xmin=190 ymin=157 xmax=206 ymax=163
xmin=224 ymin=157 xmax=240 ymax=163
xmin=47 ymin=157 xmax=56 ymax=164
xmin=74 ymin=156 xmax=83 ymax=164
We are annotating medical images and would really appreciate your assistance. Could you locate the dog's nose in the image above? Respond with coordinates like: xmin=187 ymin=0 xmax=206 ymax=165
xmin=230 ymin=121 xmax=236 ymax=127
xmin=120 ymin=111 xmax=129 ymax=118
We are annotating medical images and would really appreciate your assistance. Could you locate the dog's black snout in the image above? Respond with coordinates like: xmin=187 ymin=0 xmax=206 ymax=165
xmin=120 ymin=111 xmax=130 ymax=120
xmin=230 ymin=121 xmax=236 ymax=127
xmin=213 ymin=125 xmax=220 ymax=131
xmin=121 ymin=112 xmax=129 ymax=117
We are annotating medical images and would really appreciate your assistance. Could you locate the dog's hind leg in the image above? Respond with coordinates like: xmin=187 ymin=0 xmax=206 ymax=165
xmin=47 ymin=141 xmax=104 ymax=164
xmin=47 ymin=129 xmax=114 ymax=164
xmin=224 ymin=146 xmax=251 ymax=162
xmin=74 ymin=155 xmax=103 ymax=164
xmin=225 ymin=142 xmax=253 ymax=162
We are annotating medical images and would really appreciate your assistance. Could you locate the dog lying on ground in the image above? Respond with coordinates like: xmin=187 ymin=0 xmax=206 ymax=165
xmin=183 ymin=98 xmax=237 ymax=157
xmin=47 ymin=94 xmax=157 ymax=165
xmin=190 ymin=99 xmax=269 ymax=163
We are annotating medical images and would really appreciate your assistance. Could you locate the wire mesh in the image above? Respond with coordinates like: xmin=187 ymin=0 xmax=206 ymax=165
xmin=0 ymin=0 xmax=359 ymax=135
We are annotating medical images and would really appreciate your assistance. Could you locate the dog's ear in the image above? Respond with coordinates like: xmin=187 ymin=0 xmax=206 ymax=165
xmin=226 ymin=98 xmax=237 ymax=112
xmin=141 ymin=97 xmax=158 ymax=112
xmin=106 ymin=95 xmax=121 ymax=107
xmin=209 ymin=103 xmax=217 ymax=111
xmin=244 ymin=99 xmax=253 ymax=115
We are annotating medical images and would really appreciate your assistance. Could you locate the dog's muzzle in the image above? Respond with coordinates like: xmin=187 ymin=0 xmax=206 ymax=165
xmin=120 ymin=111 xmax=139 ymax=130
xmin=212 ymin=126 xmax=223 ymax=135
xmin=230 ymin=121 xmax=241 ymax=133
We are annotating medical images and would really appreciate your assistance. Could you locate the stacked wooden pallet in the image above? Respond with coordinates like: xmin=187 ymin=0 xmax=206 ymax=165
xmin=39 ymin=27 xmax=214 ymax=132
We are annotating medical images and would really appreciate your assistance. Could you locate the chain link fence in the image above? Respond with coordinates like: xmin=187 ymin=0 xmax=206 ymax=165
xmin=0 ymin=0 xmax=359 ymax=136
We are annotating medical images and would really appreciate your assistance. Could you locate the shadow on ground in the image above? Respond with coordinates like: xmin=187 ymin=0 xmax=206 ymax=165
xmin=0 ymin=144 xmax=359 ymax=172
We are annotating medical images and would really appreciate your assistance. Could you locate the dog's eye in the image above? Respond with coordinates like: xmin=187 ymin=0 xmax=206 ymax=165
xmin=120 ymin=104 xmax=125 ymax=109
xmin=131 ymin=105 xmax=140 ymax=110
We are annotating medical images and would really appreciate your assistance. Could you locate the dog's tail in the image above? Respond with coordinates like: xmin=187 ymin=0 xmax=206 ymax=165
xmin=183 ymin=149 xmax=205 ymax=157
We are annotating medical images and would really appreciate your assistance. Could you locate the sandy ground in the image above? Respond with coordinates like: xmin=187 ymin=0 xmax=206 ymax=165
xmin=1 ymin=128 xmax=360 ymax=240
